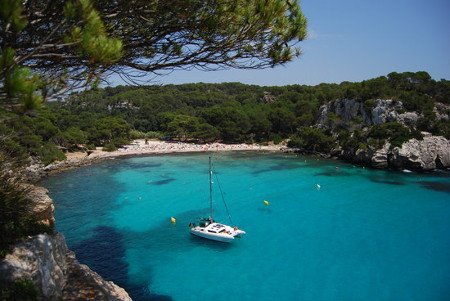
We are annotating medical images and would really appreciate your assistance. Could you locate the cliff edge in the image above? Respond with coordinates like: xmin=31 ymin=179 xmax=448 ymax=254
xmin=0 ymin=185 xmax=131 ymax=301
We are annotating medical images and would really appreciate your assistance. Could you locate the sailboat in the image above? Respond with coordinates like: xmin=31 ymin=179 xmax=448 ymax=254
xmin=189 ymin=157 xmax=246 ymax=242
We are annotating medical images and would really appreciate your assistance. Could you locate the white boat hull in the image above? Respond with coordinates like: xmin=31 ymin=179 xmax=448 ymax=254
xmin=190 ymin=228 xmax=235 ymax=242
xmin=190 ymin=222 xmax=246 ymax=243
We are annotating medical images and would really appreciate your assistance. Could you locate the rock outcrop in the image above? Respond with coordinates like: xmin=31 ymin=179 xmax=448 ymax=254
xmin=371 ymin=142 xmax=391 ymax=169
xmin=390 ymin=134 xmax=450 ymax=170
xmin=0 ymin=233 xmax=68 ymax=300
xmin=1 ymin=186 xmax=132 ymax=300
xmin=317 ymin=98 xmax=371 ymax=128
xmin=339 ymin=134 xmax=450 ymax=171
xmin=315 ymin=98 xmax=450 ymax=171
xmin=317 ymin=98 xmax=422 ymax=129
xmin=25 ymin=185 xmax=55 ymax=227
xmin=371 ymin=99 xmax=403 ymax=125
xmin=0 ymin=233 xmax=132 ymax=301
xmin=63 ymin=251 xmax=131 ymax=301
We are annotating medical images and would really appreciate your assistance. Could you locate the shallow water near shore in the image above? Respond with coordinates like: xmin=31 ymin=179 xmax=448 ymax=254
xmin=42 ymin=152 xmax=450 ymax=300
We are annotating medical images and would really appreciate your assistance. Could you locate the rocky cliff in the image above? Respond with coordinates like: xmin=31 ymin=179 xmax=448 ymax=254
xmin=390 ymin=134 xmax=450 ymax=170
xmin=316 ymin=98 xmax=450 ymax=171
xmin=0 ymin=186 xmax=131 ymax=301
xmin=317 ymin=98 xmax=422 ymax=129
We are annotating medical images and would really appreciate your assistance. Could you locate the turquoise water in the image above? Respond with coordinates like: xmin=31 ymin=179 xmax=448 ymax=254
xmin=42 ymin=152 xmax=450 ymax=300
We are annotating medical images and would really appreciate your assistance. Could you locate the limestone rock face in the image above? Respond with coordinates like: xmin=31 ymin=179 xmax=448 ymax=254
xmin=316 ymin=98 xmax=423 ymax=129
xmin=371 ymin=142 xmax=390 ymax=169
xmin=371 ymin=99 xmax=403 ymax=125
xmin=25 ymin=185 xmax=55 ymax=227
xmin=1 ymin=183 xmax=132 ymax=300
xmin=316 ymin=99 xmax=370 ymax=129
xmin=434 ymin=102 xmax=450 ymax=121
xmin=390 ymin=135 xmax=450 ymax=170
xmin=0 ymin=233 xmax=68 ymax=300
xmin=396 ymin=112 xmax=420 ymax=127
xmin=332 ymin=98 xmax=368 ymax=123
xmin=24 ymin=158 xmax=46 ymax=182
xmin=63 ymin=251 xmax=132 ymax=301
xmin=0 ymin=233 xmax=132 ymax=301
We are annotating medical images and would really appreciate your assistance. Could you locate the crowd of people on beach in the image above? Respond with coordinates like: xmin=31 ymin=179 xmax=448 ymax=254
xmin=115 ymin=140 xmax=280 ymax=154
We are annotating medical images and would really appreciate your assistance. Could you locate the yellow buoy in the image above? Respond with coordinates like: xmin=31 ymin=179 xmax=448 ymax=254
xmin=263 ymin=200 xmax=270 ymax=206
xmin=170 ymin=217 xmax=176 ymax=224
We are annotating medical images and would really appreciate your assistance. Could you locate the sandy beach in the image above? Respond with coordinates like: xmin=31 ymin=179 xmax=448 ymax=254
xmin=39 ymin=140 xmax=288 ymax=176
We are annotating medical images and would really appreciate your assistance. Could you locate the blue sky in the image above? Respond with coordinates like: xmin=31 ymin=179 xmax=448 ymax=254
xmin=110 ymin=0 xmax=450 ymax=86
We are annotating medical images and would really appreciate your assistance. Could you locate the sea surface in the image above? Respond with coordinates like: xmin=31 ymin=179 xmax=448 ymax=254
xmin=42 ymin=152 xmax=450 ymax=301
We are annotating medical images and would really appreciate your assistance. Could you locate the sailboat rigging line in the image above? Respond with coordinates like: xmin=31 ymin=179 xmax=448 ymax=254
xmin=211 ymin=161 xmax=234 ymax=225
xmin=209 ymin=156 xmax=213 ymax=219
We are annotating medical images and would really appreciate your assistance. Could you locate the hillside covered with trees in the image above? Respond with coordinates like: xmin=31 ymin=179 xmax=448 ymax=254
xmin=1 ymin=71 xmax=449 ymax=168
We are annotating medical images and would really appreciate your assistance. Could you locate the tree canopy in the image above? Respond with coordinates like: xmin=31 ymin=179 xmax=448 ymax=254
xmin=1 ymin=0 xmax=308 ymax=106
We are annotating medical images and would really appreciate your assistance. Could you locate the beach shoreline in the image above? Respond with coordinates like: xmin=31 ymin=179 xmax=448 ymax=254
xmin=35 ymin=140 xmax=288 ymax=178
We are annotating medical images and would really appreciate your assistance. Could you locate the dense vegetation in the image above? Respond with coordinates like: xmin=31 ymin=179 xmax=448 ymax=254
xmin=0 ymin=170 xmax=52 ymax=258
xmin=0 ymin=71 xmax=449 ymax=165
xmin=0 ymin=278 xmax=38 ymax=301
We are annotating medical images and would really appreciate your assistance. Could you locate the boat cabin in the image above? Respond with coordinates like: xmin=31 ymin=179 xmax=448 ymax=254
xmin=199 ymin=217 xmax=214 ymax=227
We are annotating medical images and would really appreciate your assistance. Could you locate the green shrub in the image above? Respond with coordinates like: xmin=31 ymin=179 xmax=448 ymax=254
xmin=288 ymin=127 xmax=335 ymax=152
xmin=363 ymin=99 xmax=377 ymax=112
xmin=146 ymin=131 xmax=164 ymax=139
xmin=102 ymin=142 xmax=117 ymax=152
xmin=62 ymin=127 xmax=87 ymax=146
xmin=112 ymin=137 xmax=130 ymax=147
xmin=0 ymin=278 xmax=38 ymax=300
xmin=129 ymin=129 xmax=146 ymax=139
xmin=1 ymin=139 xmax=29 ymax=161
xmin=86 ymin=143 xmax=96 ymax=150
xmin=271 ymin=134 xmax=283 ymax=144
xmin=369 ymin=122 xmax=416 ymax=148
xmin=0 ymin=173 xmax=53 ymax=258
xmin=35 ymin=143 xmax=66 ymax=166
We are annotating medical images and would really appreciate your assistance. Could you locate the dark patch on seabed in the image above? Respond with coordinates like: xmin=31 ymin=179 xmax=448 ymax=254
xmin=315 ymin=169 xmax=352 ymax=177
xmin=125 ymin=162 xmax=163 ymax=170
xmin=417 ymin=181 xmax=450 ymax=193
xmin=148 ymin=178 xmax=176 ymax=185
xmin=369 ymin=178 xmax=405 ymax=186
xmin=72 ymin=226 xmax=172 ymax=301
xmin=252 ymin=162 xmax=302 ymax=175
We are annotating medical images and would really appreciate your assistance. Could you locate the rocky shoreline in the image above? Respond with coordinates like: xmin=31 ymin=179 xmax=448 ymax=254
xmin=337 ymin=133 xmax=450 ymax=171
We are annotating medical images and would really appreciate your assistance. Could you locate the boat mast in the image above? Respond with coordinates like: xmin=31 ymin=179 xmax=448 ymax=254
xmin=209 ymin=156 xmax=213 ymax=219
